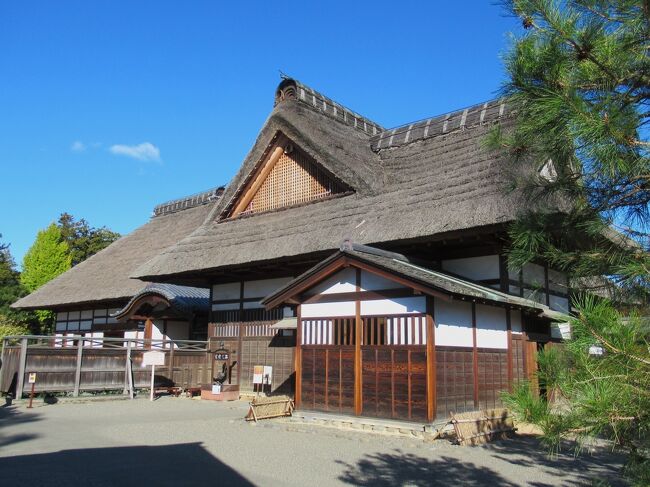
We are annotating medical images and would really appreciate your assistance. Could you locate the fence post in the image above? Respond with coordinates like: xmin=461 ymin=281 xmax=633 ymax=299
xmin=16 ymin=337 xmax=28 ymax=399
xmin=124 ymin=341 xmax=134 ymax=399
xmin=73 ymin=341 xmax=84 ymax=397
xmin=168 ymin=341 xmax=175 ymax=385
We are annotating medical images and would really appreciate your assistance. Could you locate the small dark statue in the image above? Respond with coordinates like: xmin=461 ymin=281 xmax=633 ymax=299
xmin=213 ymin=362 xmax=228 ymax=384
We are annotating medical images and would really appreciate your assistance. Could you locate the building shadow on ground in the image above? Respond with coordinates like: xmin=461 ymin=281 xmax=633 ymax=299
xmin=0 ymin=442 xmax=254 ymax=487
xmin=0 ymin=404 xmax=41 ymax=447
xmin=337 ymin=436 xmax=627 ymax=487
xmin=337 ymin=450 xmax=520 ymax=487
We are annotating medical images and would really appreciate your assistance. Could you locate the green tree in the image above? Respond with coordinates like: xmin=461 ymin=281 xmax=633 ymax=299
xmin=57 ymin=213 xmax=120 ymax=266
xmin=492 ymin=1 xmax=650 ymax=484
xmin=489 ymin=0 xmax=649 ymax=300
xmin=21 ymin=224 xmax=72 ymax=326
xmin=0 ymin=235 xmax=37 ymax=333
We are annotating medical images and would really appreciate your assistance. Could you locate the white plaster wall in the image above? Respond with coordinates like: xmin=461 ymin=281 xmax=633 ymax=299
xmin=212 ymin=282 xmax=240 ymax=300
xmin=549 ymin=295 xmax=570 ymax=314
xmin=475 ymin=304 xmax=508 ymax=349
xmin=434 ymin=299 xmax=473 ymax=347
xmin=165 ymin=320 xmax=190 ymax=342
xmin=523 ymin=263 xmax=545 ymax=287
xmin=511 ymin=309 xmax=523 ymax=334
xmin=301 ymin=301 xmax=356 ymax=318
xmin=212 ymin=302 xmax=239 ymax=311
xmin=360 ymin=270 xmax=404 ymax=291
xmin=548 ymin=268 xmax=568 ymax=294
xmin=244 ymin=277 xmax=294 ymax=298
xmin=360 ymin=296 xmax=425 ymax=316
xmin=309 ymin=268 xmax=357 ymax=295
xmin=442 ymin=255 xmax=499 ymax=281
xmin=243 ymin=301 xmax=264 ymax=309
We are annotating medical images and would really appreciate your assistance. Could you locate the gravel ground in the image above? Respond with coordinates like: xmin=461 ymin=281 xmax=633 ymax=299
xmin=0 ymin=396 xmax=627 ymax=486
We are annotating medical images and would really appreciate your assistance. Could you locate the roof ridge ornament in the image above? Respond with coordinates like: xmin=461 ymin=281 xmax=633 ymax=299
xmin=274 ymin=77 xmax=385 ymax=136
xmin=339 ymin=239 xmax=409 ymax=262
xmin=153 ymin=186 xmax=225 ymax=217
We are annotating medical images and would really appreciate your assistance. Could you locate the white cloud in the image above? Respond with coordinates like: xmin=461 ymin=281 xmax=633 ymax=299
xmin=109 ymin=142 xmax=161 ymax=162
xmin=71 ymin=141 xmax=86 ymax=152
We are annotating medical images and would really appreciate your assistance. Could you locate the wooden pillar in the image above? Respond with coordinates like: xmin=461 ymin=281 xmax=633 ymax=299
xmin=426 ymin=296 xmax=436 ymax=422
xmin=16 ymin=337 xmax=28 ymax=399
xmin=506 ymin=308 xmax=513 ymax=391
xmin=294 ymin=305 xmax=302 ymax=408
xmin=144 ymin=319 xmax=153 ymax=350
xmin=471 ymin=302 xmax=479 ymax=410
xmin=73 ymin=341 xmax=84 ymax=397
xmin=354 ymin=268 xmax=362 ymax=416
xmin=236 ymin=281 xmax=244 ymax=386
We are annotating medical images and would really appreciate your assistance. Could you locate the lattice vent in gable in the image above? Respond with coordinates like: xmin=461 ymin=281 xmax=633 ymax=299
xmin=231 ymin=144 xmax=348 ymax=218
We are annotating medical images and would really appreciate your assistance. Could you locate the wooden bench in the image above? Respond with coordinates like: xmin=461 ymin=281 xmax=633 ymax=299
xmin=184 ymin=387 xmax=202 ymax=397
xmin=154 ymin=387 xmax=183 ymax=398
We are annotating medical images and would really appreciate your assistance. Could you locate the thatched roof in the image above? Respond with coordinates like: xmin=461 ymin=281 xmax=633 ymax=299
xmin=12 ymin=187 xmax=223 ymax=310
xmin=133 ymin=78 xmax=522 ymax=282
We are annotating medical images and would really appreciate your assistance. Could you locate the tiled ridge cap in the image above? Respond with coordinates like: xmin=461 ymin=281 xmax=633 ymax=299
xmin=275 ymin=77 xmax=385 ymax=136
xmin=370 ymin=98 xmax=509 ymax=151
xmin=153 ymin=186 xmax=225 ymax=217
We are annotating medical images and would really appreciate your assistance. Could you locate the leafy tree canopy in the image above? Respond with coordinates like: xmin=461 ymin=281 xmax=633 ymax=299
xmin=57 ymin=213 xmax=120 ymax=267
xmin=21 ymin=223 xmax=71 ymax=294
xmin=495 ymin=1 xmax=650 ymax=484
xmin=489 ymin=0 xmax=649 ymax=301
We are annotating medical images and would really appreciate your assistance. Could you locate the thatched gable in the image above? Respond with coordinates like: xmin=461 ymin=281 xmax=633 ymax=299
xmin=12 ymin=187 xmax=223 ymax=310
xmin=132 ymin=78 xmax=517 ymax=282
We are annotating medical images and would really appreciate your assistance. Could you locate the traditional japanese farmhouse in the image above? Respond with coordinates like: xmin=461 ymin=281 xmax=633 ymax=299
xmin=12 ymin=187 xmax=224 ymax=345
xmin=13 ymin=77 xmax=573 ymax=422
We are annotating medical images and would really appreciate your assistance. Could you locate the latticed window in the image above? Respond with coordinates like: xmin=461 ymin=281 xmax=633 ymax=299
xmin=226 ymin=140 xmax=349 ymax=218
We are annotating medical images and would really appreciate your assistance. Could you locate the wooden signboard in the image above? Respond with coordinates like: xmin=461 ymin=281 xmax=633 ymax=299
xmin=142 ymin=351 xmax=166 ymax=401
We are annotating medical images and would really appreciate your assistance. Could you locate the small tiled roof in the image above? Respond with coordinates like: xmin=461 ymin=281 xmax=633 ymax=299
xmin=263 ymin=242 xmax=568 ymax=320
xmin=112 ymin=283 xmax=209 ymax=320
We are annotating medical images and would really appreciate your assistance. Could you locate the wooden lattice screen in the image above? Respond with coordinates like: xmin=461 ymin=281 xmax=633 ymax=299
xmin=241 ymin=149 xmax=346 ymax=216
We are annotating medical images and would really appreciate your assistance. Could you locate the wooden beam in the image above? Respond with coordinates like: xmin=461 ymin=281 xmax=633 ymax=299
xmin=295 ymin=305 xmax=302 ymax=409
xmin=506 ymin=308 xmax=513 ymax=392
xmin=301 ymin=288 xmax=416 ymax=304
xmin=231 ymin=145 xmax=285 ymax=217
xmin=472 ymin=303 xmax=479 ymax=410
xmin=426 ymin=296 xmax=436 ymax=422
xmin=354 ymin=268 xmax=362 ymax=416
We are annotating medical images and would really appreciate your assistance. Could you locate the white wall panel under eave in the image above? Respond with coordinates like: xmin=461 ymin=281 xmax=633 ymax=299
xmin=212 ymin=282 xmax=241 ymax=300
xmin=244 ymin=277 xmax=294 ymax=299
xmin=309 ymin=268 xmax=357 ymax=295
xmin=475 ymin=304 xmax=508 ymax=349
xmin=360 ymin=296 xmax=425 ymax=316
xmin=212 ymin=302 xmax=239 ymax=311
xmin=301 ymin=301 xmax=356 ymax=318
xmin=442 ymin=255 xmax=499 ymax=281
xmin=360 ymin=270 xmax=405 ymax=291
xmin=549 ymin=295 xmax=570 ymax=314
xmin=511 ymin=309 xmax=523 ymax=334
xmin=434 ymin=299 xmax=473 ymax=347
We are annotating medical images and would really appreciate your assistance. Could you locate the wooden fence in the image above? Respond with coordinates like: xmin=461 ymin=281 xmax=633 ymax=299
xmin=0 ymin=335 xmax=211 ymax=398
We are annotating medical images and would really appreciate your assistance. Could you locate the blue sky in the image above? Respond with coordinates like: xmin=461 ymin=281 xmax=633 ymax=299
xmin=0 ymin=1 xmax=519 ymax=266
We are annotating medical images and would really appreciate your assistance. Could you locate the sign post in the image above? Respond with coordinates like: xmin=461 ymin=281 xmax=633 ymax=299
xmin=27 ymin=373 xmax=36 ymax=408
xmin=142 ymin=350 xmax=165 ymax=401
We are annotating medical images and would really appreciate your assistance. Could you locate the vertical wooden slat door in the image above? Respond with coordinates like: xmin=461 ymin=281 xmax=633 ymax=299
xmin=300 ymin=315 xmax=430 ymax=422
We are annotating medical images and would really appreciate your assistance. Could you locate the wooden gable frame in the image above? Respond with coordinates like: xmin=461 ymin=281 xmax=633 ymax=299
xmin=263 ymin=252 xmax=451 ymax=310
xmin=222 ymin=132 xmax=351 ymax=220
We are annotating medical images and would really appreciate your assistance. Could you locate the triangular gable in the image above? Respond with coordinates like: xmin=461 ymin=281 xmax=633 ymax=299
xmin=222 ymin=133 xmax=351 ymax=219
